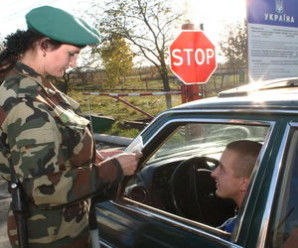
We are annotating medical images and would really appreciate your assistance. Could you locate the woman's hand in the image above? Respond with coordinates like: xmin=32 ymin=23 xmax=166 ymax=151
xmin=114 ymin=152 xmax=143 ymax=176
xmin=95 ymin=148 xmax=124 ymax=163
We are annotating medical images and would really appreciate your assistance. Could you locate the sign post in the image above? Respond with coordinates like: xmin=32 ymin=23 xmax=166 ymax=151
xmin=169 ymin=28 xmax=217 ymax=102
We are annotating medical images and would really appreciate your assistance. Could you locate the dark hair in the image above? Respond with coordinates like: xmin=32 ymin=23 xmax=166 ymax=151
xmin=0 ymin=29 xmax=62 ymax=79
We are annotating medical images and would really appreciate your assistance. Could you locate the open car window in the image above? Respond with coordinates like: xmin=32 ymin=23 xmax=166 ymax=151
xmin=125 ymin=121 xmax=270 ymax=230
xmin=146 ymin=123 xmax=267 ymax=163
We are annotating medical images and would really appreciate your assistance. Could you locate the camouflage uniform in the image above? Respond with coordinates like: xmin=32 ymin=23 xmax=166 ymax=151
xmin=0 ymin=62 xmax=124 ymax=248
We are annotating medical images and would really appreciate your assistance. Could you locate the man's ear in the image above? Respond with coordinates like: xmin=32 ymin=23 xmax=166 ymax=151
xmin=240 ymin=177 xmax=250 ymax=192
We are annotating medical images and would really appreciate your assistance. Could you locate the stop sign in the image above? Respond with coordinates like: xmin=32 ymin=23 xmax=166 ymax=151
xmin=169 ymin=31 xmax=217 ymax=84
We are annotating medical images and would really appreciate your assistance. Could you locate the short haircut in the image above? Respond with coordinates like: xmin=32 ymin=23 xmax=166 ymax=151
xmin=226 ymin=140 xmax=262 ymax=178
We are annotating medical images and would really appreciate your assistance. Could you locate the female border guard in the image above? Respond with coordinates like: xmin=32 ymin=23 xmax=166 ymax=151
xmin=0 ymin=6 xmax=141 ymax=248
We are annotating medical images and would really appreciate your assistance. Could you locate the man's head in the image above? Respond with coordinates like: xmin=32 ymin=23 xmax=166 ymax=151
xmin=211 ymin=140 xmax=262 ymax=208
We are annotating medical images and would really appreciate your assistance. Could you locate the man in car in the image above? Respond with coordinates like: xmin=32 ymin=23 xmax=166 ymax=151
xmin=211 ymin=140 xmax=262 ymax=232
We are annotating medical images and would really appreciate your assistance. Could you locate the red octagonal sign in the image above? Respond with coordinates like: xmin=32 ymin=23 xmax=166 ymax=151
xmin=169 ymin=31 xmax=217 ymax=84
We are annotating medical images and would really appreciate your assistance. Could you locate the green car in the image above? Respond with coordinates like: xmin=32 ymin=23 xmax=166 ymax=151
xmin=95 ymin=78 xmax=298 ymax=248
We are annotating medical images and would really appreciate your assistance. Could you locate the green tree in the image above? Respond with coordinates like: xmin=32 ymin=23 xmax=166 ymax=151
xmin=219 ymin=20 xmax=247 ymax=78
xmin=98 ymin=35 xmax=134 ymax=88
xmin=94 ymin=0 xmax=184 ymax=108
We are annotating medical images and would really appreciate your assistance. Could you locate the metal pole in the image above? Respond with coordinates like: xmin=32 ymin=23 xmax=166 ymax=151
xmin=112 ymin=96 xmax=155 ymax=119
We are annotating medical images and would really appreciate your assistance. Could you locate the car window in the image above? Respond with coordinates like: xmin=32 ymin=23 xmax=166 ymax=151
xmin=267 ymin=128 xmax=298 ymax=248
xmin=146 ymin=123 xmax=267 ymax=163
xmin=125 ymin=121 xmax=269 ymax=230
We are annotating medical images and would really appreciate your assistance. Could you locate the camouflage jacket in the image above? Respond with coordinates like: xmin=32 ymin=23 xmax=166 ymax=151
xmin=0 ymin=63 xmax=124 ymax=247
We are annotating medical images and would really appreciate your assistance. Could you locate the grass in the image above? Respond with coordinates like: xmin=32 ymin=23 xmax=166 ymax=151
xmin=69 ymin=90 xmax=183 ymax=137
xmin=68 ymin=73 xmax=245 ymax=138
xmin=73 ymin=92 xmax=182 ymax=118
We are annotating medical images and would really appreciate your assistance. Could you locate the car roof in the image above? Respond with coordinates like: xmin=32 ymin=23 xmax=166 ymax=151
xmin=173 ymin=77 xmax=298 ymax=111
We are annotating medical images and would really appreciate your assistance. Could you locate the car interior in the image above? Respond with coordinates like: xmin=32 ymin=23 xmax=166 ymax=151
xmin=124 ymin=122 xmax=270 ymax=229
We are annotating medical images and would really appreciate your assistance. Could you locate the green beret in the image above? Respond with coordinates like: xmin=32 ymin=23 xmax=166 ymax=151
xmin=26 ymin=6 xmax=100 ymax=46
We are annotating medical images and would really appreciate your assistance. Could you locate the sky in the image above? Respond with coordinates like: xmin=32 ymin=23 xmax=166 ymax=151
xmin=0 ymin=0 xmax=246 ymax=39
xmin=0 ymin=0 xmax=90 ymax=37
xmin=187 ymin=0 xmax=246 ymax=45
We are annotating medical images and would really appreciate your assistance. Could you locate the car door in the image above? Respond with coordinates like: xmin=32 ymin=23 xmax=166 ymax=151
xmin=261 ymin=122 xmax=298 ymax=248
xmin=95 ymin=112 xmax=277 ymax=248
